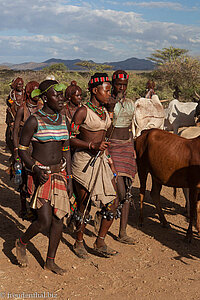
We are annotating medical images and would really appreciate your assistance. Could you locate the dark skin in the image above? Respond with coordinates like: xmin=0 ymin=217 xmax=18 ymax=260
xmin=63 ymin=88 xmax=82 ymax=123
xmin=5 ymin=80 xmax=24 ymax=156
xmin=13 ymin=83 xmax=40 ymax=161
xmin=70 ymin=89 xmax=82 ymax=106
xmin=108 ymin=78 xmax=135 ymax=241
xmin=17 ymin=87 xmax=73 ymax=275
xmin=12 ymin=79 xmax=24 ymax=106
xmin=70 ymin=82 xmax=118 ymax=254
xmin=13 ymin=83 xmax=40 ymax=217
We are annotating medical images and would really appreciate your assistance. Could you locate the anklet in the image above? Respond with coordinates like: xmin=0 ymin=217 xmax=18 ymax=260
xmin=47 ymin=256 xmax=55 ymax=259
xmin=20 ymin=237 xmax=27 ymax=246
xmin=98 ymin=236 xmax=105 ymax=240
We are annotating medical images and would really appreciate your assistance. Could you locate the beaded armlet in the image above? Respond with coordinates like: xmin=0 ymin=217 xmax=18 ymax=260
xmin=62 ymin=146 xmax=70 ymax=151
xmin=70 ymin=122 xmax=80 ymax=138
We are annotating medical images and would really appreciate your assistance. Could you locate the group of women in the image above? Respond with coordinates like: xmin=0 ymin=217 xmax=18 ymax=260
xmin=5 ymin=70 xmax=137 ymax=275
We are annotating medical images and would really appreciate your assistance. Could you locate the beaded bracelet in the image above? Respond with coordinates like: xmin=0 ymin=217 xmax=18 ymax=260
xmin=19 ymin=144 xmax=29 ymax=151
xmin=62 ymin=146 xmax=70 ymax=151
xmin=66 ymin=175 xmax=73 ymax=179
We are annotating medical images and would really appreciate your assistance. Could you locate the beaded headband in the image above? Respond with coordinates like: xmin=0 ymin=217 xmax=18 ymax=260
xmin=89 ymin=76 xmax=109 ymax=85
xmin=112 ymin=74 xmax=129 ymax=80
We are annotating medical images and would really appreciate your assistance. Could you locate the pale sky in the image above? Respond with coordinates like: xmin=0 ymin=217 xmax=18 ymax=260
xmin=0 ymin=0 xmax=199 ymax=64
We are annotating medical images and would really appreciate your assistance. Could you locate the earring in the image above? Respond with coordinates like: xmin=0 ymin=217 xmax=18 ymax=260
xmin=44 ymin=99 xmax=47 ymax=103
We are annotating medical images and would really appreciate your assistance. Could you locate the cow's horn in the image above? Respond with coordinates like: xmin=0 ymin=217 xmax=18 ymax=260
xmin=195 ymin=90 xmax=200 ymax=99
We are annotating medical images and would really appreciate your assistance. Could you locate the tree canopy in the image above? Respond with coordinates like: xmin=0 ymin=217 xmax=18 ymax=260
xmin=147 ymin=46 xmax=189 ymax=65
xmin=75 ymin=60 xmax=113 ymax=73
xmin=43 ymin=63 xmax=68 ymax=72
xmin=153 ymin=55 xmax=200 ymax=100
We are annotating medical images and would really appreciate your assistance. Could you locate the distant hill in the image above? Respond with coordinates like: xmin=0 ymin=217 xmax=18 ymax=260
xmin=2 ymin=57 xmax=155 ymax=71
xmin=5 ymin=62 xmax=48 ymax=71
xmin=105 ymin=57 xmax=155 ymax=70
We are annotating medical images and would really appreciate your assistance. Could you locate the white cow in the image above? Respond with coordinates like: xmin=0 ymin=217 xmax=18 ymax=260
xmin=133 ymin=95 xmax=165 ymax=137
xmin=164 ymin=99 xmax=197 ymax=134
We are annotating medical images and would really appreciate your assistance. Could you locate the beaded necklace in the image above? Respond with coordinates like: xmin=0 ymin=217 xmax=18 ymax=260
xmin=27 ymin=101 xmax=38 ymax=108
xmin=86 ymin=101 xmax=105 ymax=119
xmin=38 ymin=109 xmax=59 ymax=123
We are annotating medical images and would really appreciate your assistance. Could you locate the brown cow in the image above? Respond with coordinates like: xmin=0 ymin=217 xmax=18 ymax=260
xmin=135 ymin=128 xmax=200 ymax=242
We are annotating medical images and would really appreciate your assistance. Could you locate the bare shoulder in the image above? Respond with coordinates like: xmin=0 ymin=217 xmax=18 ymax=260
xmin=23 ymin=114 xmax=38 ymax=129
xmin=72 ymin=105 xmax=87 ymax=123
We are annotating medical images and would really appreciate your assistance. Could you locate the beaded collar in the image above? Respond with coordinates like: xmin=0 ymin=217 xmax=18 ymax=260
xmin=86 ymin=101 xmax=105 ymax=119
xmin=38 ymin=109 xmax=59 ymax=123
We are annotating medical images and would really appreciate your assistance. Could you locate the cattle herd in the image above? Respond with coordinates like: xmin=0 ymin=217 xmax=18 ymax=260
xmin=134 ymin=95 xmax=200 ymax=242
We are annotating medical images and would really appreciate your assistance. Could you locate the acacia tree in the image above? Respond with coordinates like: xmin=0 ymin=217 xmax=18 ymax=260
xmin=147 ymin=46 xmax=188 ymax=65
xmin=43 ymin=63 xmax=68 ymax=72
xmin=153 ymin=55 xmax=200 ymax=100
xmin=75 ymin=60 xmax=113 ymax=74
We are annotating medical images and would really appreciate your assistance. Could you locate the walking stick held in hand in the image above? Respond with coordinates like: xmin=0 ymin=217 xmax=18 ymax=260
xmin=81 ymin=91 xmax=125 ymax=225
xmin=89 ymin=137 xmax=109 ymax=167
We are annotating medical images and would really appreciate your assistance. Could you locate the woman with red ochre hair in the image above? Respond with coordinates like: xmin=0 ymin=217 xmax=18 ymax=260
xmin=63 ymin=80 xmax=82 ymax=124
xmin=5 ymin=77 xmax=24 ymax=157
xmin=13 ymin=81 xmax=42 ymax=221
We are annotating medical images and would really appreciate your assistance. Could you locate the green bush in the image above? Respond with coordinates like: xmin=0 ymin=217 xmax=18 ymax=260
xmin=0 ymin=64 xmax=199 ymax=105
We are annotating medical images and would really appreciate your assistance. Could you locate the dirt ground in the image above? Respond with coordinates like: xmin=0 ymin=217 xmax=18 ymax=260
xmin=0 ymin=103 xmax=200 ymax=300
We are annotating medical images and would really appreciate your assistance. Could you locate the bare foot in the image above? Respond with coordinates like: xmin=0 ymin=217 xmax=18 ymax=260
xmin=94 ymin=239 xmax=118 ymax=257
xmin=73 ymin=240 xmax=89 ymax=259
xmin=118 ymin=233 xmax=135 ymax=245
xmin=15 ymin=239 xmax=28 ymax=267
xmin=44 ymin=259 xmax=66 ymax=275
xmin=96 ymin=236 xmax=106 ymax=249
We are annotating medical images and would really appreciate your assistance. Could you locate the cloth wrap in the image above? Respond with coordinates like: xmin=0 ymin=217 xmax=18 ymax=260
xmin=27 ymin=161 xmax=70 ymax=219
xmin=108 ymin=138 xmax=137 ymax=182
xmin=72 ymin=151 xmax=116 ymax=207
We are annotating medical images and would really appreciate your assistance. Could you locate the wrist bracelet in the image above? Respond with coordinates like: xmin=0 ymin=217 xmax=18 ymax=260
xmin=66 ymin=175 xmax=73 ymax=179
xmin=19 ymin=144 xmax=29 ymax=151
xmin=107 ymin=154 xmax=111 ymax=158
xmin=113 ymin=173 xmax=117 ymax=178
xmin=14 ymin=147 xmax=18 ymax=151
xmin=88 ymin=142 xmax=92 ymax=149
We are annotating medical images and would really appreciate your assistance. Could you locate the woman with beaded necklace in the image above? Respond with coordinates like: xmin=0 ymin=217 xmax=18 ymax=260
xmin=13 ymin=81 xmax=42 ymax=220
xmin=5 ymin=77 xmax=24 ymax=158
xmin=70 ymin=72 xmax=118 ymax=259
xmin=63 ymin=80 xmax=82 ymax=123
xmin=15 ymin=80 xmax=73 ymax=275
